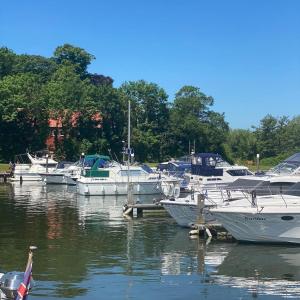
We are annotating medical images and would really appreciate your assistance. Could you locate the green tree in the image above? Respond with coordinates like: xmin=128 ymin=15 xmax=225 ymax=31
xmin=255 ymin=115 xmax=289 ymax=158
xmin=53 ymin=44 xmax=95 ymax=77
xmin=0 ymin=47 xmax=16 ymax=79
xmin=0 ymin=73 xmax=48 ymax=160
xmin=119 ymin=80 xmax=169 ymax=161
xmin=168 ymin=85 xmax=228 ymax=159
xmin=13 ymin=54 xmax=57 ymax=82
xmin=226 ymin=129 xmax=257 ymax=160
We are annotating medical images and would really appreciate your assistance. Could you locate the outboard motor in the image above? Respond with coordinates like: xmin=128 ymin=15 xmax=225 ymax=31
xmin=0 ymin=246 xmax=37 ymax=299
xmin=0 ymin=272 xmax=34 ymax=299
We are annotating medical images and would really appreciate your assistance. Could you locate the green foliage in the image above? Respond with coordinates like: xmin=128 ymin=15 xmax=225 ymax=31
xmin=2 ymin=44 xmax=300 ymax=164
xmin=168 ymin=85 xmax=229 ymax=159
xmin=0 ymin=47 xmax=16 ymax=79
xmin=54 ymin=44 xmax=95 ymax=77
xmin=0 ymin=73 xmax=48 ymax=160
xmin=13 ymin=54 xmax=57 ymax=82
xmin=120 ymin=80 xmax=169 ymax=161
xmin=227 ymin=129 xmax=257 ymax=160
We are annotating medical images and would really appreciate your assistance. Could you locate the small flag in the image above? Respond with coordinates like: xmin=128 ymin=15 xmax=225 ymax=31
xmin=15 ymin=246 xmax=36 ymax=300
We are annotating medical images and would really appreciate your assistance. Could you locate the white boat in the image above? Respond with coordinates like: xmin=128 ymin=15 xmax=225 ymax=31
xmin=39 ymin=161 xmax=75 ymax=185
xmin=210 ymin=182 xmax=300 ymax=244
xmin=157 ymin=160 xmax=191 ymax=191
xmin=161 ymin=153 xmax=300 ymax=228
xmin=10 ymin=152 xmax=57 ymax=182
xmin=160 ymin=152 xmax=254 ymax=227
xmin=40 ymin=155 xmax=114 ymax=185
xmin=76 ymin=159 xmax=180 ymax=196
xmin=77 ymin=98 xmax=180 ymax=196
xmin=187 ymin=153 xmax=253 ymax=191
xmin=161 ymin=175 xmax=300 ymax=228
xmin=160 ymin=188 xmax=246 ymax=227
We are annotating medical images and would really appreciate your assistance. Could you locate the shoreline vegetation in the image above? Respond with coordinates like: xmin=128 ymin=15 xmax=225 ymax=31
xmin=0 ymin=161 xmax=273 ymax=174
xmin=0 ymin=44 xmax=300 ymax=165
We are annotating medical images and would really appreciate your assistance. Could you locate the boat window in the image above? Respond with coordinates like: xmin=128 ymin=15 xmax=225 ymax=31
xmin=119 ymin=170 xmax=147 ymax=176
xmin=206 ymin=157 xmax=216 ymax=167
xmin=40 ymin=163 xmax=57 ymax=168
xmin=207 ymin=178 xmax=222 ymax=181
xmin=192 ymin=156 xmax=201 ymax=165
xmin=226 ymin=169 xmax=252 ymax=176
xmin=281 ymin=216 xmax=294 ymax=221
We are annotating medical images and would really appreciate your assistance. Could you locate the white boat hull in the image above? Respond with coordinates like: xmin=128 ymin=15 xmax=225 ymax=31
xmin=212 ymin=208 xmax=300 ymax=244
xmin=77 ymin=179 xmax=163 ymax=195
xmin=161 ymin=189 xmax=242 ymax=227
xmin=41 ymin=173 xmax=77 ymax=185
xmin=9 ymin=173 xmax=42 ymax=182
xmin=161 ymin=200 xmax=200 ymax=227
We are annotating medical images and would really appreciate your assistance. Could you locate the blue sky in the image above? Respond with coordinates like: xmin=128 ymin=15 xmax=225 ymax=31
xmin=1 ymin=0 xmax=300 ymax=129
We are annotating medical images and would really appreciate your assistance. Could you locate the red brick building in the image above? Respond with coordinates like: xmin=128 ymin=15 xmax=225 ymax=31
xmin=46 ymin=112 xmax=101 ymax=151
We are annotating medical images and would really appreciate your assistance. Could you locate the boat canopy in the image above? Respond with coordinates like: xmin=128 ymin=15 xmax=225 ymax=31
xmin=158 ymin=161 xmax=191 ymax=173
xmin=81 ymin=155 xmax=110 ymax=168
xmin=191 ymin=153 xmax=231 ymax=176
xmin=225 ymin=178 xmax=269 ymax=193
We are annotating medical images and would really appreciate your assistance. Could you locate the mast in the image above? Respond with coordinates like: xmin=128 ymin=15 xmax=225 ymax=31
xmin=128 ymin=99 xmax=131 ymax=165
xmin=127 ymin=99 xmax=133 ymax=205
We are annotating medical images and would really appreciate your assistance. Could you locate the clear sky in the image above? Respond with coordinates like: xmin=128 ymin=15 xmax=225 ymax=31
xmin=1 ymin=0 xmax=300 ymax=129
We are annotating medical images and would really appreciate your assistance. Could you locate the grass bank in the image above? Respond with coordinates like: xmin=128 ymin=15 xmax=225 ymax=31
xmin=0 ymin=164 xmax=9 ymax=172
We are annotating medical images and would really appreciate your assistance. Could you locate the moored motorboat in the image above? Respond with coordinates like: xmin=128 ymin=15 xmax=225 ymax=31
xmin=210 ymin=182 xmax=300 ymax=244
xmin=40 ymin=155 xmax=103 ymax=185
xmin=76 ymin=156 xmax=180 ymax=196
xmin=187 ymin=153 xmax=253 ymax=191
xmin=9 ymin=152 xmax=57 ymax=182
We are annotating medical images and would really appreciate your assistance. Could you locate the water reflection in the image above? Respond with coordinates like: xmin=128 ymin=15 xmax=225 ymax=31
xmin=2 ymin=182 xmax=300 ymax=299
xmin=214 ymin=244 xmax=300 ymax=298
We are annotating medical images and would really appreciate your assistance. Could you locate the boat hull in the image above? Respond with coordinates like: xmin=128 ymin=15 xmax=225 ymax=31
xmin=211 ymin=209 xmax=300 ymax=244
xmin=161 ymin=201 xmax=200 ymax=227
xmin=77 ymin=179 xmax=163 ymax=195
xmin=40 ymin=173 xmax=76 ymax=185
xmin=9 ymin=173 xmax=42 ymax=182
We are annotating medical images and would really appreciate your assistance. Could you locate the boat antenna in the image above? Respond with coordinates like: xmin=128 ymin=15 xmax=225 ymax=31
xmin=109 ymin=149 xmax=122 ymax=167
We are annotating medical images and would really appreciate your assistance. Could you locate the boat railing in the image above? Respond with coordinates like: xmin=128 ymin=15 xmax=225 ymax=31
xmin=222 ymin=182 xmax=300 ymax=209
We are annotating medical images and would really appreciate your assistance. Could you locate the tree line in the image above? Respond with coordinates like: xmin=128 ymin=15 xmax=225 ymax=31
xmin=0 ymin=44 xmax=299 ymax=164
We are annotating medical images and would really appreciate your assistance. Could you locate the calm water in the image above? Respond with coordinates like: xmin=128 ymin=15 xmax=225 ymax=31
xmin=0 ymin=182 xmax=300 ymax=299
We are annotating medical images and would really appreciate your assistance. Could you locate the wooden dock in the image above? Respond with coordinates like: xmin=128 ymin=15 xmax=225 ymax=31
xmin=123 ymin=202 xmax=165 ymax=217
xmin=0 ymin=172 xmax=11 ymax=183
xmin=189 ymin=223 xmax=234 ymax=241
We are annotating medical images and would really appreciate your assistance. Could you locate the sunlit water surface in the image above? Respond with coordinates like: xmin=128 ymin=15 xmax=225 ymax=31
xmin=0 ymin=182 xmax=300 ymax=299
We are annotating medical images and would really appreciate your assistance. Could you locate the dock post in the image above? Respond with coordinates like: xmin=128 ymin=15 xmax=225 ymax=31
xmin=20 ymin=175 xmax=23 ymax=184
xmin=196 ymin=193 xmax=205 ymax=224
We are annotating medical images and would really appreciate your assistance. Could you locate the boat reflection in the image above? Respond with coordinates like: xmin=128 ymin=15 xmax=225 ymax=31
xmin=161 ymin=233 xmax=300 ymax=298
xmin=214 ymin=244 xmax=300 ymax=298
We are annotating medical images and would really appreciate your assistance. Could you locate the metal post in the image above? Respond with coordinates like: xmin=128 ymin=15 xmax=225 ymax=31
xmin=127 ymin=99 xmax=133 ymax=205
xmin=256 ymin=153 xmax=260 ymax=173
xmin=46 ymin=154 xmax=49 ymax=173
xmin=122 ymin=140 xmax=125 ymax=164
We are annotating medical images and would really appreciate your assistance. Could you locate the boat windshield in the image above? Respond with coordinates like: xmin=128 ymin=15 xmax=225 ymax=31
xmin=268 ymin=162 xmax=300 ymax=175
xmin=215 ymin=159 xmax=231 ymax=167
xmin=119 ymin=170 xmax=147 ymax=177
xmin=268 ymin=153 xmax=300 ymax=175
xmin=226 ymin=169 xmax=253 ymax=176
